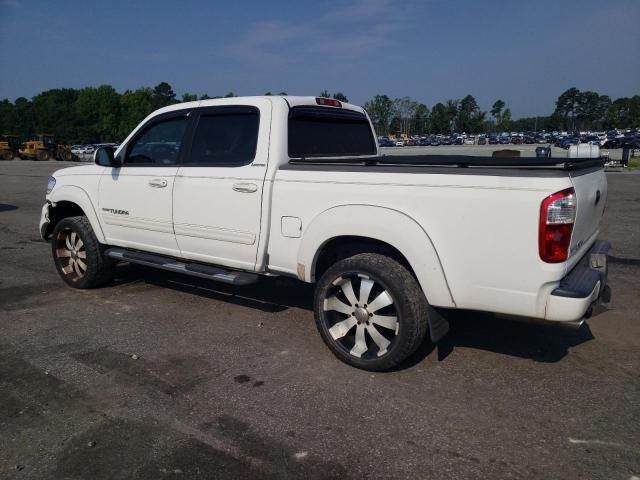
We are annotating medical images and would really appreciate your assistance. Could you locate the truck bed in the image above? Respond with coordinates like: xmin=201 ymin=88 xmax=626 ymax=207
xmin=287 ymin=154 xmax=606 ymax=171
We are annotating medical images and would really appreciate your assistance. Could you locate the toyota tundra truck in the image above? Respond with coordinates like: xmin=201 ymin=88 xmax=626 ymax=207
xmin=40 ymin=96 xmax=610 ymax=370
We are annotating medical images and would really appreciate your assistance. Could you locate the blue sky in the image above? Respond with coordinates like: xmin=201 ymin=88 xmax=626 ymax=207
xmin=1 ymin=0 xmax=638 ymax=117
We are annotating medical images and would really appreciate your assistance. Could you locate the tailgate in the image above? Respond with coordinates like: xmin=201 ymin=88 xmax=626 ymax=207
xmin=569 ymin=166 xmax=607 ymax=260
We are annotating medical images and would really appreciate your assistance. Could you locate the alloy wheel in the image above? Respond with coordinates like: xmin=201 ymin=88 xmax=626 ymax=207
xmin=55 ymin=229 xmax=87 ymax=281
xmin=321 ymin=273 xmax=399 ymax=359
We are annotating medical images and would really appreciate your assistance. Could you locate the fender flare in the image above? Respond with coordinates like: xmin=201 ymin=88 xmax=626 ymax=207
xmin=298 ymin=204 xmax=455 ymax=308
xmin=49 ymin=185 xmax=106 ymax=243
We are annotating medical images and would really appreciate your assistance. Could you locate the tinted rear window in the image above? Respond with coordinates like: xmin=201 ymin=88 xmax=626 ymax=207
xmin=187 ymin=107 xmax=259 ymax=166
xmin=288 ymin=107 xmax=376 ymax=157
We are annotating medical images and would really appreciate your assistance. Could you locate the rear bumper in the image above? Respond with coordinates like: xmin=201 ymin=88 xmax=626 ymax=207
xmin=545 ymin=240 xmax=611 ymax=323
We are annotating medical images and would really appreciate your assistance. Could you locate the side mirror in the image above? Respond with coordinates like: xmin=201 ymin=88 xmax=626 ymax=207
xmin=94 ymin=146 xmax=121 ymax=167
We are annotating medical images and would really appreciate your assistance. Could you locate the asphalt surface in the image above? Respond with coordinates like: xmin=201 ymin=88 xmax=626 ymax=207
xmin=1 ymin=159 xmax=639 ymax=480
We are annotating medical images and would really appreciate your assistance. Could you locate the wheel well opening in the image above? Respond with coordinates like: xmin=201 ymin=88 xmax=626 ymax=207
xmin=46 ymin=201 xmax=85 ymax=237
xmin=313 ymin=236 xmax=415 ymax=281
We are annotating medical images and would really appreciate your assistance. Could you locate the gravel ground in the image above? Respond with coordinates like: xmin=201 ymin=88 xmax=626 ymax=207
xmin=0 ymin=159 xmax=638 ymax=480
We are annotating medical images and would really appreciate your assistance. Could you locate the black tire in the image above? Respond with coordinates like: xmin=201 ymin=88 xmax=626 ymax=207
xmin=2 ymin=150 xmax=13 ymax=161
xmin=314 ymin=253 xmax=429 ymax=371
xmin=51 ymin=216 xmax=113 ymax=289
xmin=37 ymin=150 xmax=50 ymax=161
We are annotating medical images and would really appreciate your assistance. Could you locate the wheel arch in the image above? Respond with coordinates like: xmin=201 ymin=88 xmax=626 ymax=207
xmin=46 ymin=186 xmax=106 ymax=243
xmin=298 ymin=204 xmax=455 ymax=308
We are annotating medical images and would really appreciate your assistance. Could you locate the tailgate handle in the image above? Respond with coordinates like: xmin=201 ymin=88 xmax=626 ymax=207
xmin=233 ymin=183 xmax=258 ymax=193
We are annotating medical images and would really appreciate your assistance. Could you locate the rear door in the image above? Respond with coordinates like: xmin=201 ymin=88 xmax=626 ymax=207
xmin=172 ymin=99 xmax=271 ymax=271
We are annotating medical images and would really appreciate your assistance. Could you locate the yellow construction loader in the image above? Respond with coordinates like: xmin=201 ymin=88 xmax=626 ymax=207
xmin=18 ymin=134 xmax=75 ymax=161
xmin=0 ymin=134 xmax=20 ymax=160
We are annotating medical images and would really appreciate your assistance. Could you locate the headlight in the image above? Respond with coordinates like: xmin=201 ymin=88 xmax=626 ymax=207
xmin=46 ymin=176 xmax=56 ymax=194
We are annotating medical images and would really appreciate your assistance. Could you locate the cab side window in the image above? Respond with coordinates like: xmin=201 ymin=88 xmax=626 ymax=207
xmin=125 ymin=116 xmax=188 ymax=165
xmin=186 ymin=108 xmax=259 ymax=166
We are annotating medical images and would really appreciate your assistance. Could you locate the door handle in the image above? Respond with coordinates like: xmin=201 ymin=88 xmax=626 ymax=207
xmin=232 ymin=183 xmax=258 ymax=193
xmin=148 ymin=178 xmax=168 ymax=188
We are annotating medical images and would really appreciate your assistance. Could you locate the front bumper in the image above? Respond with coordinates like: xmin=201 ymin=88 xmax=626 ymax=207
xmin=545 ymin=240 xmax=611 ymax=323
xmin=39 ymin=202 xmax=52 ymax=240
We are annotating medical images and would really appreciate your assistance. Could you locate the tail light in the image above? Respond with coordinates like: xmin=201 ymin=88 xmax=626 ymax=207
xmin=316 ymin=97 xmax=342 ymax=107
xmin=539 ymin=187 xmax=576 ymax=263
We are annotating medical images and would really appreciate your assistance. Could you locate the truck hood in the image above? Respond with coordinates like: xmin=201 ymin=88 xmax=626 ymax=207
xmin=53 ymin=164 xmax=104 ymax=177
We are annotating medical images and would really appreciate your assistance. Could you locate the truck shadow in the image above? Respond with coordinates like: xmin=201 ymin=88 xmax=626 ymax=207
xmin=423 ymin=310 xmax=594 ymax=365
xmin=110 ymin=265 xmax=594 ymax=366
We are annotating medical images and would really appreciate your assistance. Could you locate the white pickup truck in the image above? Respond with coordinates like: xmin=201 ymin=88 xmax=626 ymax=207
xmin=40 ymin=96 xmax=610 ymax=370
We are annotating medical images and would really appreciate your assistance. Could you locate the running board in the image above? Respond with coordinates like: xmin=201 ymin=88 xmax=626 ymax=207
xmin=104 ymin=248 xmax=258 ymax=286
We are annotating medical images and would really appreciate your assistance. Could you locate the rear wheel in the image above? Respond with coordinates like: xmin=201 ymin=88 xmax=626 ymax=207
xmin=2 ymin=149 xmax=13 ymax=160
xmin=51 ymin=216 xmax=113 ymax=289
xmin=36 ymin=150 xmax=50 ymax=161
xmin=314 ymin=253 xmax=429 ymax=371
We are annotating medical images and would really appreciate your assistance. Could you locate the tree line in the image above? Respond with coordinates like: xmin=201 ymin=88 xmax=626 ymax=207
xmin=0 ymin=83 xmax=638 ymax=143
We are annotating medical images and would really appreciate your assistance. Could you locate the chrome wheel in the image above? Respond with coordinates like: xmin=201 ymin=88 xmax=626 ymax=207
xmin=321 ymin=274 xmax=399 ymax=358
xmin=54 ymin=228 xmax=87 ymax=280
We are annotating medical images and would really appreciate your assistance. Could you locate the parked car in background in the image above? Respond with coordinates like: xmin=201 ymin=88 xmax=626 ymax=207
xmin=499 ymin=136 xmax=510 ymax=145
xmin=477 ymin=136 xmax=487 ymax=145
xmin=441 ymin=136 xmax=453 ymax=145
xmin=511 ymin=136 xmax=523 ymax=145
xmin=523 ymin=136 xmax=535 ymax=144
xmin=464 ymin=136 xmax=475 ymax=145
xmin=488 ymin=135 xmax=499 ymax=145
xmin=378 ymin=138 xmax=395 ymax=147
xmin=394 ymin=139 xmax=405 ymax=147
xmin=454 ymin=136 xmax=464 ymax=145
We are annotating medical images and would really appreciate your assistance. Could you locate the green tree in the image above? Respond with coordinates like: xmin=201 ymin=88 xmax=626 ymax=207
xmin=332 ymin=92 xmax=348 ymax=102
xmin=318 ymin=90 xmax=331 ymax=98
xmin=224 ymin=91 xmax=236 ymax=98
xmin=392 ymin=97 xmax=418 ymax=135
xmin=363 ymin=94 xmax=394 ymax=136
xmin=119 ymin=88 xmax=154 ymax=139
xmin=490 ymin=99 xmax=505 ymax=129
xmin=181 ymin=93 xmax=198 ymax=102
xmin=457 ymin=94 xmax=484 ymax=133
xmin=430 ymin=102 xmax=450 ymax=133
xmin=412 ymin=103 xmax=429 ymax=134
xmin=554 ymin=87 xmax=580 ymax=130
xmin=151 ymin=82 xmax=176 ymax=109
xmin=445 ymin=99 xmax=459 ymax=132
xmin=499 ymin=108 xmax=511 ymax=132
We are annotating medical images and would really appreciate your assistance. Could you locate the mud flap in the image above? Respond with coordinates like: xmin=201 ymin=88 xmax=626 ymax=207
xmin=428 ymin=305 xmax=450 ymax=342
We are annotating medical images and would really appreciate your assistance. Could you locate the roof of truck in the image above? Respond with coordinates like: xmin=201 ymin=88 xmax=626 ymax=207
xmin=153 ymin=95 xmax=365 ymax=117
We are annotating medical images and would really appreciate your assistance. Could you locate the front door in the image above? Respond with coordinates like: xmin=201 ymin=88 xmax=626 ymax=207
xmin=172 ymin=101 xmax=271 ymax=270
xmin=98 ymin=111 xmax=190 ymax=256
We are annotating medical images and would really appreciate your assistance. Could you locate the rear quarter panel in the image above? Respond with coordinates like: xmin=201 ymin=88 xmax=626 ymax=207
xmin=268 ymin=167 xmax=574 ymax=318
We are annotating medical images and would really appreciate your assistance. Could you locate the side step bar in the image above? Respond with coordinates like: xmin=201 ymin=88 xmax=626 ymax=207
xmin=105 ymin=248 xmax=258 ymax=286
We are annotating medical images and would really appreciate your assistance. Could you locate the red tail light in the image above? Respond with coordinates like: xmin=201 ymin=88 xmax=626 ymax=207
xmin=316 ymin=97 xmax=342 ymax=107
xmin=539 ymin=187 xmax=576 ymax=263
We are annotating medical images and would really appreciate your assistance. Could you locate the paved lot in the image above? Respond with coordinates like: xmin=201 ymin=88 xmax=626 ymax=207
xmin=1 ymin=160 xmax=639 ymax=480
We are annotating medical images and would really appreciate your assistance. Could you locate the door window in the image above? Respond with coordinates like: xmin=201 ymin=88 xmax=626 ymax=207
xmin=186 ymin=108 xmax=260 ymax=166
xmin=125 ymin=116 xmax=188 ymax=165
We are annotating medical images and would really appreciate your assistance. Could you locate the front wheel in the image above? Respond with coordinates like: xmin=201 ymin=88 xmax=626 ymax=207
xmin=51 ymin=216 xmax=113 ymax=289
xmin=314 ymin=253 xmax=429 ymax=371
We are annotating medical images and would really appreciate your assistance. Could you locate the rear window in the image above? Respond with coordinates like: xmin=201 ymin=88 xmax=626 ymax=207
xmin=288 ymin=107 xmax=376 ymax=158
